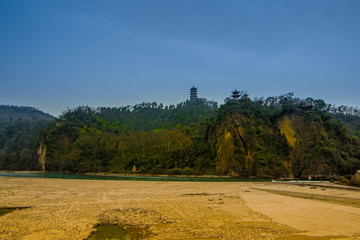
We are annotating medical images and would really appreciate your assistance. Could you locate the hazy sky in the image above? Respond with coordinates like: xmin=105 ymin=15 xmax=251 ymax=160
xmin=1 ymin=0 xmax=359 ymax=116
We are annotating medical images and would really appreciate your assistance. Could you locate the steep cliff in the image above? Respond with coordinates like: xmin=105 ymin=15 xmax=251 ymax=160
xmin=208 ymin=103 xmax=289 ymax=177
xmin=278 ymin=113 xmax=360 ymax=177
xmin=208 ymin=100 xmax=360 ymax=178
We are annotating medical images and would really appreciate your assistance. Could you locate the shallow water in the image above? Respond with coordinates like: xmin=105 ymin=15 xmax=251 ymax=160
xmin=0 ymin=171 xmax=270 ymax=182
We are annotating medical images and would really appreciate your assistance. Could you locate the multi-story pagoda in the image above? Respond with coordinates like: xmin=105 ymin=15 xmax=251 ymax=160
xmin=231 ymin=89 xmax=240 ymax=99
xmin=190 ymin=86 xmax=198 ymax=100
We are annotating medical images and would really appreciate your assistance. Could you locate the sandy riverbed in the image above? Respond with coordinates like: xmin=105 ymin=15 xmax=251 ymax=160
xmin=0 ymin=177 xmax=359 ymax=240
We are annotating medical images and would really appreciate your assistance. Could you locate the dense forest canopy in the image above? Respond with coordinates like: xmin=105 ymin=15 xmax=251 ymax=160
xmin=42 ymin=98 xmax=217 ymax=174
xmin=1 ymin=94 xmax=360 ymax=179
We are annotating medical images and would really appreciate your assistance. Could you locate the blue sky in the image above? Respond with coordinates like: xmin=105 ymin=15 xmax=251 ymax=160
xmin=1 ymin=0 xmax=359 ymax=116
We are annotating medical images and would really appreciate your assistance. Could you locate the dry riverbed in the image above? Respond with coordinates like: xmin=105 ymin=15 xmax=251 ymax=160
xmin=0 ymin=177 xmax=359 ymax=239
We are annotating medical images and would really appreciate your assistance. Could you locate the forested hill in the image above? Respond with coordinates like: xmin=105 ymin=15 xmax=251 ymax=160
xmin=39 ymin=95 xmax=360 ymax=178
xmin=42 ymin=99 xmax=218 ymax=173
xmin=208 ymin=95 xmax=360 ymax=178
xmin=0 ymin=105 xmax=55 ymax=170
xmin=0 ymin=105 xmax=54 ymax=129
xmin=1 ymin=96 xmax=359 ymax=178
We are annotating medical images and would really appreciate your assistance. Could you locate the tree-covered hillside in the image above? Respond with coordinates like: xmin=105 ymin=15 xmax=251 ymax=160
xmin=0 ymin=105 xmax=55 ymax=170
xmin=0 ymin=105 xmax=54 ymax=130
xmin=42 ymin=99 xmax=217 ymax=173
xmin=38 ymin=94 xmax=360 ymax=178
xmin=1 ymin=96 xmax=359 ymax=178
xmin=208 ymin=93 xmax=360 ymax=178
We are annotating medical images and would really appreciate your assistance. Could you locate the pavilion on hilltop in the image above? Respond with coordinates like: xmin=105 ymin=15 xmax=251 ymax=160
xmin=190 ymin=86 xmax=198 ymax=100
xmin=231 ymin=89 xmax=240 ymax=99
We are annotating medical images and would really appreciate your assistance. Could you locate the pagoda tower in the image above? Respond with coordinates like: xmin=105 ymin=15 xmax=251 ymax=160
xmin=190 ymin=86 xmax=198 ymax=100
xmin=231 ymin=89 xmax=240 ymax=99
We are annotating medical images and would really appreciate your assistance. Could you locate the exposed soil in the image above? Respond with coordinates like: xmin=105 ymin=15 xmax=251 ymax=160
xmin=252 ymin=187 xmax=360 ymax=208
xmin=0 ymin=177 xmax=359 ymax=239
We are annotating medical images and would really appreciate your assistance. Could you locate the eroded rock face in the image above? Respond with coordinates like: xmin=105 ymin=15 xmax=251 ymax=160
xmin=98 ymin=208 xmax=172 ymax=226
xmin=37 ymin=143 xmax=46 ymax=171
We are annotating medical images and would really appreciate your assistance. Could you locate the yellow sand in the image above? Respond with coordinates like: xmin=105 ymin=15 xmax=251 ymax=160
xmin=0 ymin=177 xmax=359 ymax=240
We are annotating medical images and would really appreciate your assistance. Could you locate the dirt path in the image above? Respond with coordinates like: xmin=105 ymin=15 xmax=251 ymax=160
xmin=0 ymin=177 xmax=359 ymax=239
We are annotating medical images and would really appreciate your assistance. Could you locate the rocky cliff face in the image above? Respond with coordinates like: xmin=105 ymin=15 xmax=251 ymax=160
xmin=37 ymin=143 xmax=46 ymax=172
xmin=209 ymin=111 xmax=289 ymax=177
xmin=278 ymin=114 xmax=334 ymax=177
xmin=209 ymin=107 xmax=360 ymax=178
xmin=279 ymin=113 xmax=360 ymax=178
